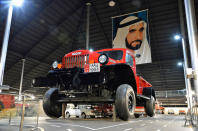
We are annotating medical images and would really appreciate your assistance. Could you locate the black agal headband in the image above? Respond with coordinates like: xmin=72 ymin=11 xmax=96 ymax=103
xmin=118 ymin=18 xmax=142 ymax=28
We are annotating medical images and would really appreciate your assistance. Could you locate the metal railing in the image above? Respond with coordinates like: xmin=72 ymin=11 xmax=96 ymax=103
xmin=191 ymin=104 xmax=198 ymax=126
xmin=155 ymin=90 xmax=186 ymax=98
xmin=0 ymin=94 xmax=41 ymax=131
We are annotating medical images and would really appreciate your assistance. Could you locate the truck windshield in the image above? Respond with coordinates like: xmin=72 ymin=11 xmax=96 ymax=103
xmin=97 ymin=50 xmax=123 ymax=60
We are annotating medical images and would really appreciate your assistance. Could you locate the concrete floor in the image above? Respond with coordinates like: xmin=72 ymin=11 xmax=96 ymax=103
xmin=0 ymin=115 xmax=197 ymax=131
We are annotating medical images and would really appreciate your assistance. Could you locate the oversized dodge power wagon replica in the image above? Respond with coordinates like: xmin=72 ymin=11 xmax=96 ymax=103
xmin=33 ymin=48 xmax=155 ymax=120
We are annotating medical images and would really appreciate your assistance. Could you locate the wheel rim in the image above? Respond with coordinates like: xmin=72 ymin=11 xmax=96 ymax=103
xmin=128 ymin=93 xmax=134 ymax=112
xmin=82 ymin=113 xmax=86 ymax=118
xmin=153 ymin=99 xmax=155 ymax=113
xmin=66 ymin=113 xmax=70 ymax=118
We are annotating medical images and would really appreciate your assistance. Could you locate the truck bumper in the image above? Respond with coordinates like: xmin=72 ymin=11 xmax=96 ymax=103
xmin=32 ymin=67 xmax=105 ymax=87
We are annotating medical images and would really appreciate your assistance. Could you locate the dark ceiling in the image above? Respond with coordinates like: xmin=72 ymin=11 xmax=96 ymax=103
xmin=0 ymin=0 xmax=198 ymax=104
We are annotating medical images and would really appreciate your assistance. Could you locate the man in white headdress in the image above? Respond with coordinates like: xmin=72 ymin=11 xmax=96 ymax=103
xmin=113 ymin=16 xmax=151 ymax=64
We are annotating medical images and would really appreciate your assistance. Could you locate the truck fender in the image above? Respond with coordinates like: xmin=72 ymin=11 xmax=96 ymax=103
xmin=102 ymin=64 xmax=137 ymax=93
xmin=142 ymin=87 xmax=155 ymax=100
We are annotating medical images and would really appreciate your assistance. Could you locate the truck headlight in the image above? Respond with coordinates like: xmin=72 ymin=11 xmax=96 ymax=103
xmin=98 ymin=54 xmax=108 ymax=64
xmin=52 ymin=61 xmax=58 ymax=69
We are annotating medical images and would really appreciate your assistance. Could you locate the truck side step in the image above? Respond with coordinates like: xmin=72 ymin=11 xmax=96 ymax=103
xmin=58 ymin=97 xmax=114 ymax=104
xmin=137 ymin=95 xmax=150 ymax=100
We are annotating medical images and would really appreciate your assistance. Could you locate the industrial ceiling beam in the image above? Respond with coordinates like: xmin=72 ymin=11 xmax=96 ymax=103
xmin=9 ymin=0 xmax=55 ymax=48
xmin=11 ymin=5 xmax=85 ymax=88
xmin=22 ymin=4 xmax=83 ymax=58
xmin=70 ymin=6 xmax=86 ymax=51
xmin=5 ymin=3 xmax=83 ymax=78
xmin=4 ymin=0 xmax=55 ymax=74
xmin=8 ymin=50 xmax=50 ymax=65
xmin=115 ymin=0 xmax=122 ymax=15
xmin=92 ymin=4 xmax=111 ymax=47
xmin=4 ymin=49 xmax=50 ymax=76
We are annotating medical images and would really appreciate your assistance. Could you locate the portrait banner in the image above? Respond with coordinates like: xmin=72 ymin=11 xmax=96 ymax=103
xmin=112 ymin=10 xmax=152 ymax=64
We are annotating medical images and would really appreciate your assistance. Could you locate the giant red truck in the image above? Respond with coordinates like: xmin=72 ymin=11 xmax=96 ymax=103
xmin=33 ymin=48 xmax=155 ymax=121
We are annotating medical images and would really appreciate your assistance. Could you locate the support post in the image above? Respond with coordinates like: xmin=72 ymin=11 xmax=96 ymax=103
xmin=112 ymin=104 xmax=116 ymax=122
xmin=184 ymin=0 xmax=198 ymax=101
xmin=0 ymin=5 xmax=13 ymax=91
xmin=19 ymin=59 xmax=25 ymax=101
xmin=36 ymin=101 xmax=40 ymax=129
xmin=9 ymin=111 xmax=11 ymax=125
xmin=19 ymin=95 xmax=25 ymax=131
xmin=86 ymin=3 xmax=91 ymax=50
xmin=178 ymin=0 xmax=193 ymax=112
xmin=62 ymin=103 xmax=66 ymax=119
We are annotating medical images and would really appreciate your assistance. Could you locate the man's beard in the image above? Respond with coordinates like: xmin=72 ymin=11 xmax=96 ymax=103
xmin=125 ymin=38 xmax=142 ymax=50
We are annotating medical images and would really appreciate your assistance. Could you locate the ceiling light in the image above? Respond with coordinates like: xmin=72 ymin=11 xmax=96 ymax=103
xmin=31 ymin=95 xmax=35 ymax=100
xmin=177 ymin=62 xmax=183 ymax=66
xmin=89 ymin=49 xmax=93 ymax=52
xmin=174 ymin=35 xmax=181 ymax=40
xmin=11 ymin=0 xmax=24 ymax=7
xmin=109 ymin=1 xmax=115 ymax=7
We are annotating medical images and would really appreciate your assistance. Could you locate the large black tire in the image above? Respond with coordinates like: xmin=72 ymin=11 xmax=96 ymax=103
xmin=145 ymin=96 xmax=155 ymax=117
xmin=66 ymin=112 xmax=70 ymax=118
xmin=90 ymin=115 xmax=95 ymax=118
xmin=134 ymin=114 xmax=140 ymax=118
xmin=43 ymin=88 xmax=62 ymax=118
xmin=115 ymin=84 xmax=136 ymax=121
xmin=81 ymin=112 xmax=86 ymax=119
xmin=0 ymin=101 xmax=4 ymax=111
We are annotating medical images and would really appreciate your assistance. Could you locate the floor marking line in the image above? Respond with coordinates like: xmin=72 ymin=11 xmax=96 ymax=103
xmin=24 ymin=124 xmax=35 ymax=127
xmin=50 ymin=125 xmax=61 ymax=128
xmin=31 ymin=127 xmax=45 ymax=131
xmin=94 ymin=122 xmax=135 ymax=130
xmin=10 ymin=124 xmax=18 ymax=126
xmin=54 ymin=120 xmax=138 ymax=130
xmin=124 ymin=128 xmax=133 ymax=131
xmin=38 ymin=127 xmax=45 ymax=131
xmin=55 ymin=123 xmax=95 ymax=130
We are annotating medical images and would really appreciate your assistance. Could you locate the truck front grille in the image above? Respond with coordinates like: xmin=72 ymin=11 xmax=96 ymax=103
xmin=65 ymin=54 xmax=89 ymax=68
